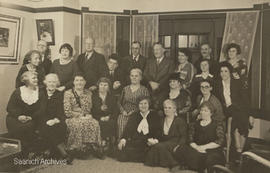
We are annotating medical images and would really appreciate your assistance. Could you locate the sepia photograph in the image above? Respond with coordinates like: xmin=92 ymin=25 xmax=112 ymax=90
xmin=0 ymin=0 xmax=270 ymax=173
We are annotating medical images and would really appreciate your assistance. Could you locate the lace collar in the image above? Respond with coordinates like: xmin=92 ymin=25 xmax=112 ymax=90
xmin=20 ymin=86 xmax=39 ymax=105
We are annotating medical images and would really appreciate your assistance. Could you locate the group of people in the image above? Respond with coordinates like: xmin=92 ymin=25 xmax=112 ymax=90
xmin=6 ymin=37 xmax=253 ymax=172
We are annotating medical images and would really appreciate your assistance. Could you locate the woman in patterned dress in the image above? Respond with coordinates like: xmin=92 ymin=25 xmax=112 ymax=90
xmin=64 ymin=74 xmax=103 ymax=159
xmin=117 ymin=68 xmax=150 ymax=140
xmin=225 ymin=43 xmax=248 ymax=89
xmin=175 ymin=48 xmax=196 ymax=89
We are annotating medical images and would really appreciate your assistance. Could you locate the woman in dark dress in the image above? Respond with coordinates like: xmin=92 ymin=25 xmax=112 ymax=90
xmin=173 ymin=101 xmax=225 ymax=173
xmin=214 ymin=62 xmax=252 ymax=157
xmin=37 ymin=73 xmax=72 ymax=164
xmin=117 ymin=97 xmax=161 ymax=162
xmin=160 ymin=73 xmax=191 ymax=119
xmin=92 ymin=77 xmax=118 ymax=152
xmin=6 ymin=71 xmax=42 ymax=152
xmin=50 ymin=43 xmax=79 ymax=91
xmin=145 ymin=99 xmax=187 ymax=169
xmin=191 ymin=79 xmax=225 ymax=123
xmin=16 ymin=50 xmax=45 ymax=88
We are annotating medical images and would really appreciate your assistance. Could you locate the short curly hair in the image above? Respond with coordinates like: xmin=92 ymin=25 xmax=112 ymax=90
xmin=23 ymin=50 xmax=41 ymax=65
xmin=178 ymin=48 xmax=192 ymax=61
xmin=59 ymin=43 xmax=73 ymax=56
xmin=226 ymin=43 xmax=241 ymax=55
xmin=97 ymin=77 xmax=112 ymax=92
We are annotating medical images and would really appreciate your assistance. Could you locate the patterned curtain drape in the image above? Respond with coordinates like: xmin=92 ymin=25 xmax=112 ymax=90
xmin=219 ymin=11 xmax=259 ymax=73
xmin=132 ymin=15 xmax=159 ymax=58
xmin=82 ymin=13 xmax=116 ymax=59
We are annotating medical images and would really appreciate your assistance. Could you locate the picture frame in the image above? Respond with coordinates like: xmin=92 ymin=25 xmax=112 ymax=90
xmin=0 ymin=14 xmax=22 ymax=64
xmin=36 ymin=19 xmax=55 ymax=45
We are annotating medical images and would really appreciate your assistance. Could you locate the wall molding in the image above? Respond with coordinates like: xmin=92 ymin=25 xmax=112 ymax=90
xmin=1 ymin=2 xmax=269 ymax=15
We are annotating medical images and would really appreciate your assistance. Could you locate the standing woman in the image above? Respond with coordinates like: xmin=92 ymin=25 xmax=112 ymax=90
xmin=16 ymin=50 xmax=45 ymax=88
xmin=145 ymin=99 xmax=187 ymax=169
xmin=175 ymin=48 xmax=196 ymax=88
xmin=37 ymin=74 xmax=72 ymax=164
xmin=117 ymin=97 xmax=161 ymax=162
xmin=92 ymin=77 xmax=118 ymax=152
xmin=7 ymin=71 xmax=42 ymax=153
xmin=50 ymin=43 xmax=79 ymax=91
xmin=225 ymin=43 xmax=248 ymax=88
xmin=63 ymin=74 xmax=103 ymax=159
xmin=161 ymin=73 xmax=191 ymax=119
xmin=117 ymin=68 xmax=149 ymax=140
xmin=214 ymin=62 xmax=251 ymax=158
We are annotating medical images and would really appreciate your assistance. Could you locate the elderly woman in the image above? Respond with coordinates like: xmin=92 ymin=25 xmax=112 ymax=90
xmin=161 ymin=73 xmax=191 ymax=119
xmin=117 ymin=97 xmax=161 ymax=162
xmin=175 ymin=48 xmax=196 ymax=88
xmin=214 ymin=62 xmax=251 ymax=158
xmin=50 ymin=43 xmax=79 ymax=91
xmin=225 ymin=43 xmax=248 ymax=88
xmin=64 ymin=74 xmax=103 ymax=159
xmin=37 ymin=74 xmax=72 ymax=164
xmin=117 ymin=68 xmax=149 ymax=140
xmin=145 ymin=99 xmax=187 ymax=169
xmin=7 ymin=71 xmax=42 ymax=152
xmin=191 ymin=79 xmax=225 ymax=123
xmin=16 ymin=50 xmax=45 ymax=88
xmin=173 ymin=101 xmax=225 ymax=172
xmin=92 ymin=77 xmax=118 ymax=152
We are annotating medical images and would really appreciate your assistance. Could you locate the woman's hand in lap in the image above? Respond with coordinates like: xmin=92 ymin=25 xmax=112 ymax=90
xmin=118 ymin=139 xmax=126 ymax=150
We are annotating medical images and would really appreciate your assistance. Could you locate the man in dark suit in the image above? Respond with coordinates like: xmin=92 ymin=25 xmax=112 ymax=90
xmin=120 ymin=41 xmax=147 ymax=85
xmin=143 ymin=42 xmax=175 ymax=109
xmin=103 ymin=54 xmax=124 ymax=97
xmin=194 ymin=43 xmax=219 ymax=77
xmin=77 ymin=37 xmax=107 ymax=90
xmin=37 ymin=40 xmax=52 ymax=74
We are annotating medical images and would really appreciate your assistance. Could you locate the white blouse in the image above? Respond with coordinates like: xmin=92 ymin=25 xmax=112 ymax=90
xmin=222 ymin=80 xmax=232 ymax=107
xmin=20 ymin=86 xmax=39 ymax=105
xmin=137 ymin=111 xmax=150 ymax=135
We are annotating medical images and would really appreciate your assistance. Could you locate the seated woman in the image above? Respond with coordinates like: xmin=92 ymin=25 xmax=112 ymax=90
xmin=117 ymin=68 xmax=149 ymax=140
xmin=175 ymin=48 xmax=196 ymax=88
xmin=6 ymin=71 xmax=42 ymax=154
xmin=92 ymin=77 xmax=118 ymax=153
xmin=16 ymin=50 xmax=45 ymax=88
xmin=145 ymin=99 xmax=187 ymax=169
xmin=50 ymin=43 xmax=79 ymax=91
xmin=37 ymin=73 xmax=72 ymax=164
xmin=214 ymin=62 xmax=252 ymax=159
xmin=160 ymin=73 xmax=191 ymax=119
xmin=117 ymin=97 xmax=161 ymax=162
xmin=173 ymin=101 xmax=225 ymax=173
xmin=191 ymin=79 xmax=225 ymax=123
xmin=190 ymin=59 xmax=214 ymax=103
xmin=63 ymin=74 xmax=103 ymax=159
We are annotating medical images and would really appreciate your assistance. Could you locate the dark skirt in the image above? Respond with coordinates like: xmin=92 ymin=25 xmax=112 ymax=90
xmin=99 ymin=119 xmax=116 ymax=139
xmin=174 ymin=145 xmax=225 ymax=171
xmin=144 ymin=141 xmax=178 ymax=168
xmin=117 ymin=133 xmax=148 ymax=162
xmin=6 ymin=116 xmax=37 ymax=148
xmin=38 ymin=120 xmax=67 ymax=146
xmin=224 ymin=105 xmax=249 ymax=137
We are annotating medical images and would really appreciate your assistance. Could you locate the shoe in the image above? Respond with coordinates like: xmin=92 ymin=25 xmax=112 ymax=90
xmin=95 ymin=147 xmax=105 ymax=160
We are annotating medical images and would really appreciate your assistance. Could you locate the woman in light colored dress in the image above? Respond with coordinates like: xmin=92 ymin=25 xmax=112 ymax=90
xmin=64 ymin=74 xmax=103 ymax=158
xmin=117 ymin=68 xmax=149 ymax=140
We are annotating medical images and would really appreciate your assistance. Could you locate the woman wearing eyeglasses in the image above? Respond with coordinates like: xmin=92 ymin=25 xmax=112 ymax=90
xmin=191 ymin=79 xmax=225 ymax=123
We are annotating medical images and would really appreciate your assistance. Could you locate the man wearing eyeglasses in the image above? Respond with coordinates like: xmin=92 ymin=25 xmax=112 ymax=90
xmin=120 ymin=41 xmax=147 ymax=85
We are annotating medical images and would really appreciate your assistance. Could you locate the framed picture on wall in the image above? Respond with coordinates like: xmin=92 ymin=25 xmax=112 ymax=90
xmin=0 ymin=14 xmax=22 ymax=64
xmin=36 ymin=19 xmax=55 ymax=45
